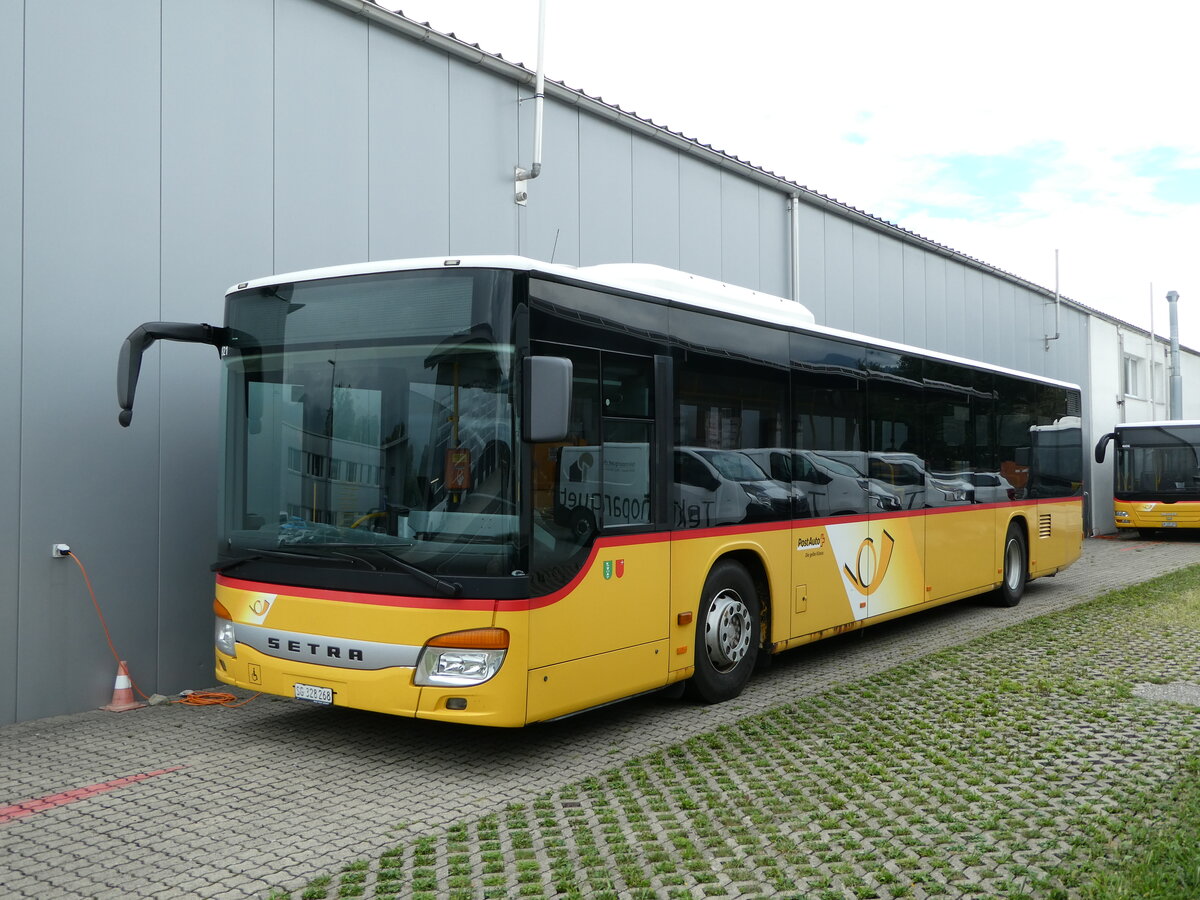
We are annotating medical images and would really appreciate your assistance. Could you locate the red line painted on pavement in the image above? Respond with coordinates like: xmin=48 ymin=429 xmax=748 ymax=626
xmin=0 ymin=766 xmax=185 ymax=825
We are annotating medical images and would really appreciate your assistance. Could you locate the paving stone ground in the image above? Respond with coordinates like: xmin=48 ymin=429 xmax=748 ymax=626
xmin=2 ymin=532 xmax=1199 ymax=899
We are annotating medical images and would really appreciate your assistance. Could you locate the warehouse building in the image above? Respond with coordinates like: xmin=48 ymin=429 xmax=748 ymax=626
xmin=2 ymin=0 xmax=1196 ymax=724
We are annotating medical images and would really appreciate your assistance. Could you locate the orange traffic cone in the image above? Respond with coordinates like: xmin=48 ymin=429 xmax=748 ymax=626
xmin=101 ymin=661 xmax=145 ymax=712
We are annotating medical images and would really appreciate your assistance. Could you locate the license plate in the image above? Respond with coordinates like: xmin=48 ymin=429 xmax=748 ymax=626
xmin=294 ymin=683 xmax=333 ymax=705
xmin=1162 ymin=521 xmax=1178 ymax=528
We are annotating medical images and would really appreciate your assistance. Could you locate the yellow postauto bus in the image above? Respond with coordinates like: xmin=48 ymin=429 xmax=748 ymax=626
xmin=1095 ymin=420 xmax=1200 ymax=536
xmin=117 ymin=257 xmax=1083 ymax=726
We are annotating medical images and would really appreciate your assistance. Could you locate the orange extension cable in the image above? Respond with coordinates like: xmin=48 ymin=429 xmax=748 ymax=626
xmin=66 ymin=550 xmax=259 ymax=709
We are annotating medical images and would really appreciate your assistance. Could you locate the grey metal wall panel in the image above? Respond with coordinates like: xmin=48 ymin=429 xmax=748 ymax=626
xmin=1007 ymin=288 xmax=1029 ymax=374
xmin=794 ymin=203 xmax=825 ymax=321
xmin=995 ymin=282 xmax=1018 ymax=370
xmin=720 ymin=173 xmax=760 ymax=288
xmin=517 ymin=99 xmax=579 ymax=264
xmin=924 ymin=256 xmax=948 ymax=350
xmin=274 ymin=0 xmax=369 ymax=273
xmin=677 ymin=156 xmax=721 ymax=280
xmin=823 ymin=216 xmax=854 ymax=332
xmin=158 ymin=0 xmax=275 ymax=693
xmin=756 ymin=189 xmax=789 ymax=299
xmin=876 ymin=235 xmax=905 ymax=342
xmin=20 ymin=2 xmax=162 ymax=719
xmin=902 ymin=244 xmax=927 ymax=347
xmin=981 ymin=277 xmax=1001 ymax=369
xmin=521 ymin=100 xmax=581 ymax=264
xmin=851 ymin=226 xmax=880 ymax=336
xmin=942 ymin=262 xmax=966 ymax=357
xmin=367 ymin=24 xmax=451 ymax=260
xmin=577 ymin=114 xmax=629 ymax=265
xmin=631 ymin=140 xmax=679 ymax=268
xmin=0 ymin=0 xmax=22 ymax=725
xmin=963 ymin=268 xmax=984 ymax=362
xmin=449 ymin=62 xmax=518 ymax=254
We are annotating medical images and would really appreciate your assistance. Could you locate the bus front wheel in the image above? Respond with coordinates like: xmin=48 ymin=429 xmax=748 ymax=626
xmin=688 ymin=561 xmax=760 ymax=703
xmin=996 ymin=523 xmax=1028 ymax=607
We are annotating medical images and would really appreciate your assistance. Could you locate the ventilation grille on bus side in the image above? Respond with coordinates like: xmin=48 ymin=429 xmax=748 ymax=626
xmin=1039 ymin=514 xmax=1053 ymax=539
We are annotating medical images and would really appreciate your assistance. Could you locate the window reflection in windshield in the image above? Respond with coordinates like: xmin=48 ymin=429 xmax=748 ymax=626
xmin=218 ymin=269 xmax=519 ymax=581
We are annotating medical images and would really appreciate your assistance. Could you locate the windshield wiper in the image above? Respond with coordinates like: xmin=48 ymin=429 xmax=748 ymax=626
xmin=214 ymin=545 xmax=463 ymax=598
xmin=212 ymin=546 xmax=356 ymax=573
xmin=370 ymin=549 xmax=463 ymax=598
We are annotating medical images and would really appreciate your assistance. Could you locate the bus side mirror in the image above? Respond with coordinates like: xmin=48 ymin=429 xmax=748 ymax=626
xmin=117 ymin=321 xmax=227 ymax=426
xmin=523 ymin=355 xmax=572 ymax=443
xmin=1094 ymin=432 xmax=1116 ymax=464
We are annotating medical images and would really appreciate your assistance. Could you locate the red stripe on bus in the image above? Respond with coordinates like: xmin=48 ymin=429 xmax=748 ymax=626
xmin=0 ymin=767 xmax=185 ymax=825
xmin=217 ymin=497 xmax=1082 ymax=611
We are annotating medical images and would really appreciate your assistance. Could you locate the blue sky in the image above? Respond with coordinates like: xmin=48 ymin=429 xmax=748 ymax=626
xmin=388 ymin=0 xmax=1200 ymax=348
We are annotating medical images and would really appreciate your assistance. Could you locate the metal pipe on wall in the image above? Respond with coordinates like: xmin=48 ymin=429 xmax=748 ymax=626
xmin=1168 ymin=290 xmax=1182 ymax=419
xmin=514 ymin=0 xmax=547 ymax=204
xmin=789 ymin=195 xmax=801 ymax=302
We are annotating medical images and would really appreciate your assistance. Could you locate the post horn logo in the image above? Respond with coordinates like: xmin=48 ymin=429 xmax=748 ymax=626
xmin=844 ymin=530 xmax=896 ymax=596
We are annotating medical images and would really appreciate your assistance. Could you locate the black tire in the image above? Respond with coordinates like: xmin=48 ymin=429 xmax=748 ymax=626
xmin=995 ymin=522 xmax=1027 ymax=607
xmin=688 ymin=561 xmax=760 ymax=703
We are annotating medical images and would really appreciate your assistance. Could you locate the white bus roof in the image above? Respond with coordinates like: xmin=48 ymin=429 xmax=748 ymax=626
xmin=1118 ymin=420 xmax=1200 ymax=429
xmin=228 ymin=255 xmax=1079 ymax=391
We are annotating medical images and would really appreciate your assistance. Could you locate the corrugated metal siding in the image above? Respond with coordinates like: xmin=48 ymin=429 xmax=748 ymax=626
xmin=578 ymin=115 xmax=630 ymax=265
xmin=631 ymin=139 xmax=680 ymax=268
xmin=159 ymin=0 xmax=275 ymax=695
xmin=20 ymin=1 xmax=164 ymax=720
xmin=0 ymin=0 xmax=23 ymax=726
xmin=367 ymin=24 xmax=451 ymax=260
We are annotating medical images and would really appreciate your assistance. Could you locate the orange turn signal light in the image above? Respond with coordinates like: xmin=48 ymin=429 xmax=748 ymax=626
xmin=213 ymin=598 xmax=232 ymax=620
xmin=677 ymin=612 xmax=694 ymax=626
xmin=427 ymin=628 xmax=509 ymax=650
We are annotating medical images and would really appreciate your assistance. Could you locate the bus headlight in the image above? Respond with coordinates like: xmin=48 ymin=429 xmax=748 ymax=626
xmin=415 ymin=628 xmax=509 ymax=687
xmin=214 ymin=598 xmax=236 ymax=657
xmin=215 ymin=619 xmax=237 ymax=657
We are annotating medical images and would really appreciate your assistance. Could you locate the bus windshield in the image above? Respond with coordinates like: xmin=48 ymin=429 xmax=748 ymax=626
xmin=1115 ymin=423 xmax=1200 ymax=499
xmin=217 ymin=268 xmax=520 ymax=585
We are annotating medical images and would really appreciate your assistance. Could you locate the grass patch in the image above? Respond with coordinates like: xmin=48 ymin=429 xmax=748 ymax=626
xmin=270 ymin=565 xmax=1200 ymax=900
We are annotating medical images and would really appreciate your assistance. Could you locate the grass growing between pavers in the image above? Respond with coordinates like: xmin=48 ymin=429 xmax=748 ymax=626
xmin=266 ymin=566 xmax=1200 ymax=900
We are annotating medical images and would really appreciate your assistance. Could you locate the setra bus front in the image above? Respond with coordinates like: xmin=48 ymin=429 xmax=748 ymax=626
xmin=118 ymin=258 xmax=573 ymax=726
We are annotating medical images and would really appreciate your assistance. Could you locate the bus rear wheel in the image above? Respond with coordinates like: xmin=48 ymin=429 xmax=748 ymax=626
xmin=688 ymin=561 xmax=760 ymax=703
xmin=996 ymin=523 xmax=1027 ymax=607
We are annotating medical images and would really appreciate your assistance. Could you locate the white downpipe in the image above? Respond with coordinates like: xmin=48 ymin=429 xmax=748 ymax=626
xmin=789 ymin=195 xmax=801 ymax=302
xmin=515 ymin=0 xmax=547 ymax=203
xmin=1148 ymin=282 xmax=1157 ymax=415
xmin=1117 ymin=327 xmax=1126 ymax=424
xmin=1044 ymin=249 xmax=1060 ymax=350
xmin=1168 ymin=290 xmax=1182 ymax=419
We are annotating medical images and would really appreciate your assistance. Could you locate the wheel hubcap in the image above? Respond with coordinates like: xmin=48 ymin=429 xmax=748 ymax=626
xmin=704 ymin=589 xmax=752 ymax=673
xmin=1004 ymin=538 xmax=1022 ymax=591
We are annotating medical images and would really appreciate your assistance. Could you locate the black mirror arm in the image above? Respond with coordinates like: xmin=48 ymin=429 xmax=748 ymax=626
xmin=118 ymin=322 xmax=228 ymax=427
